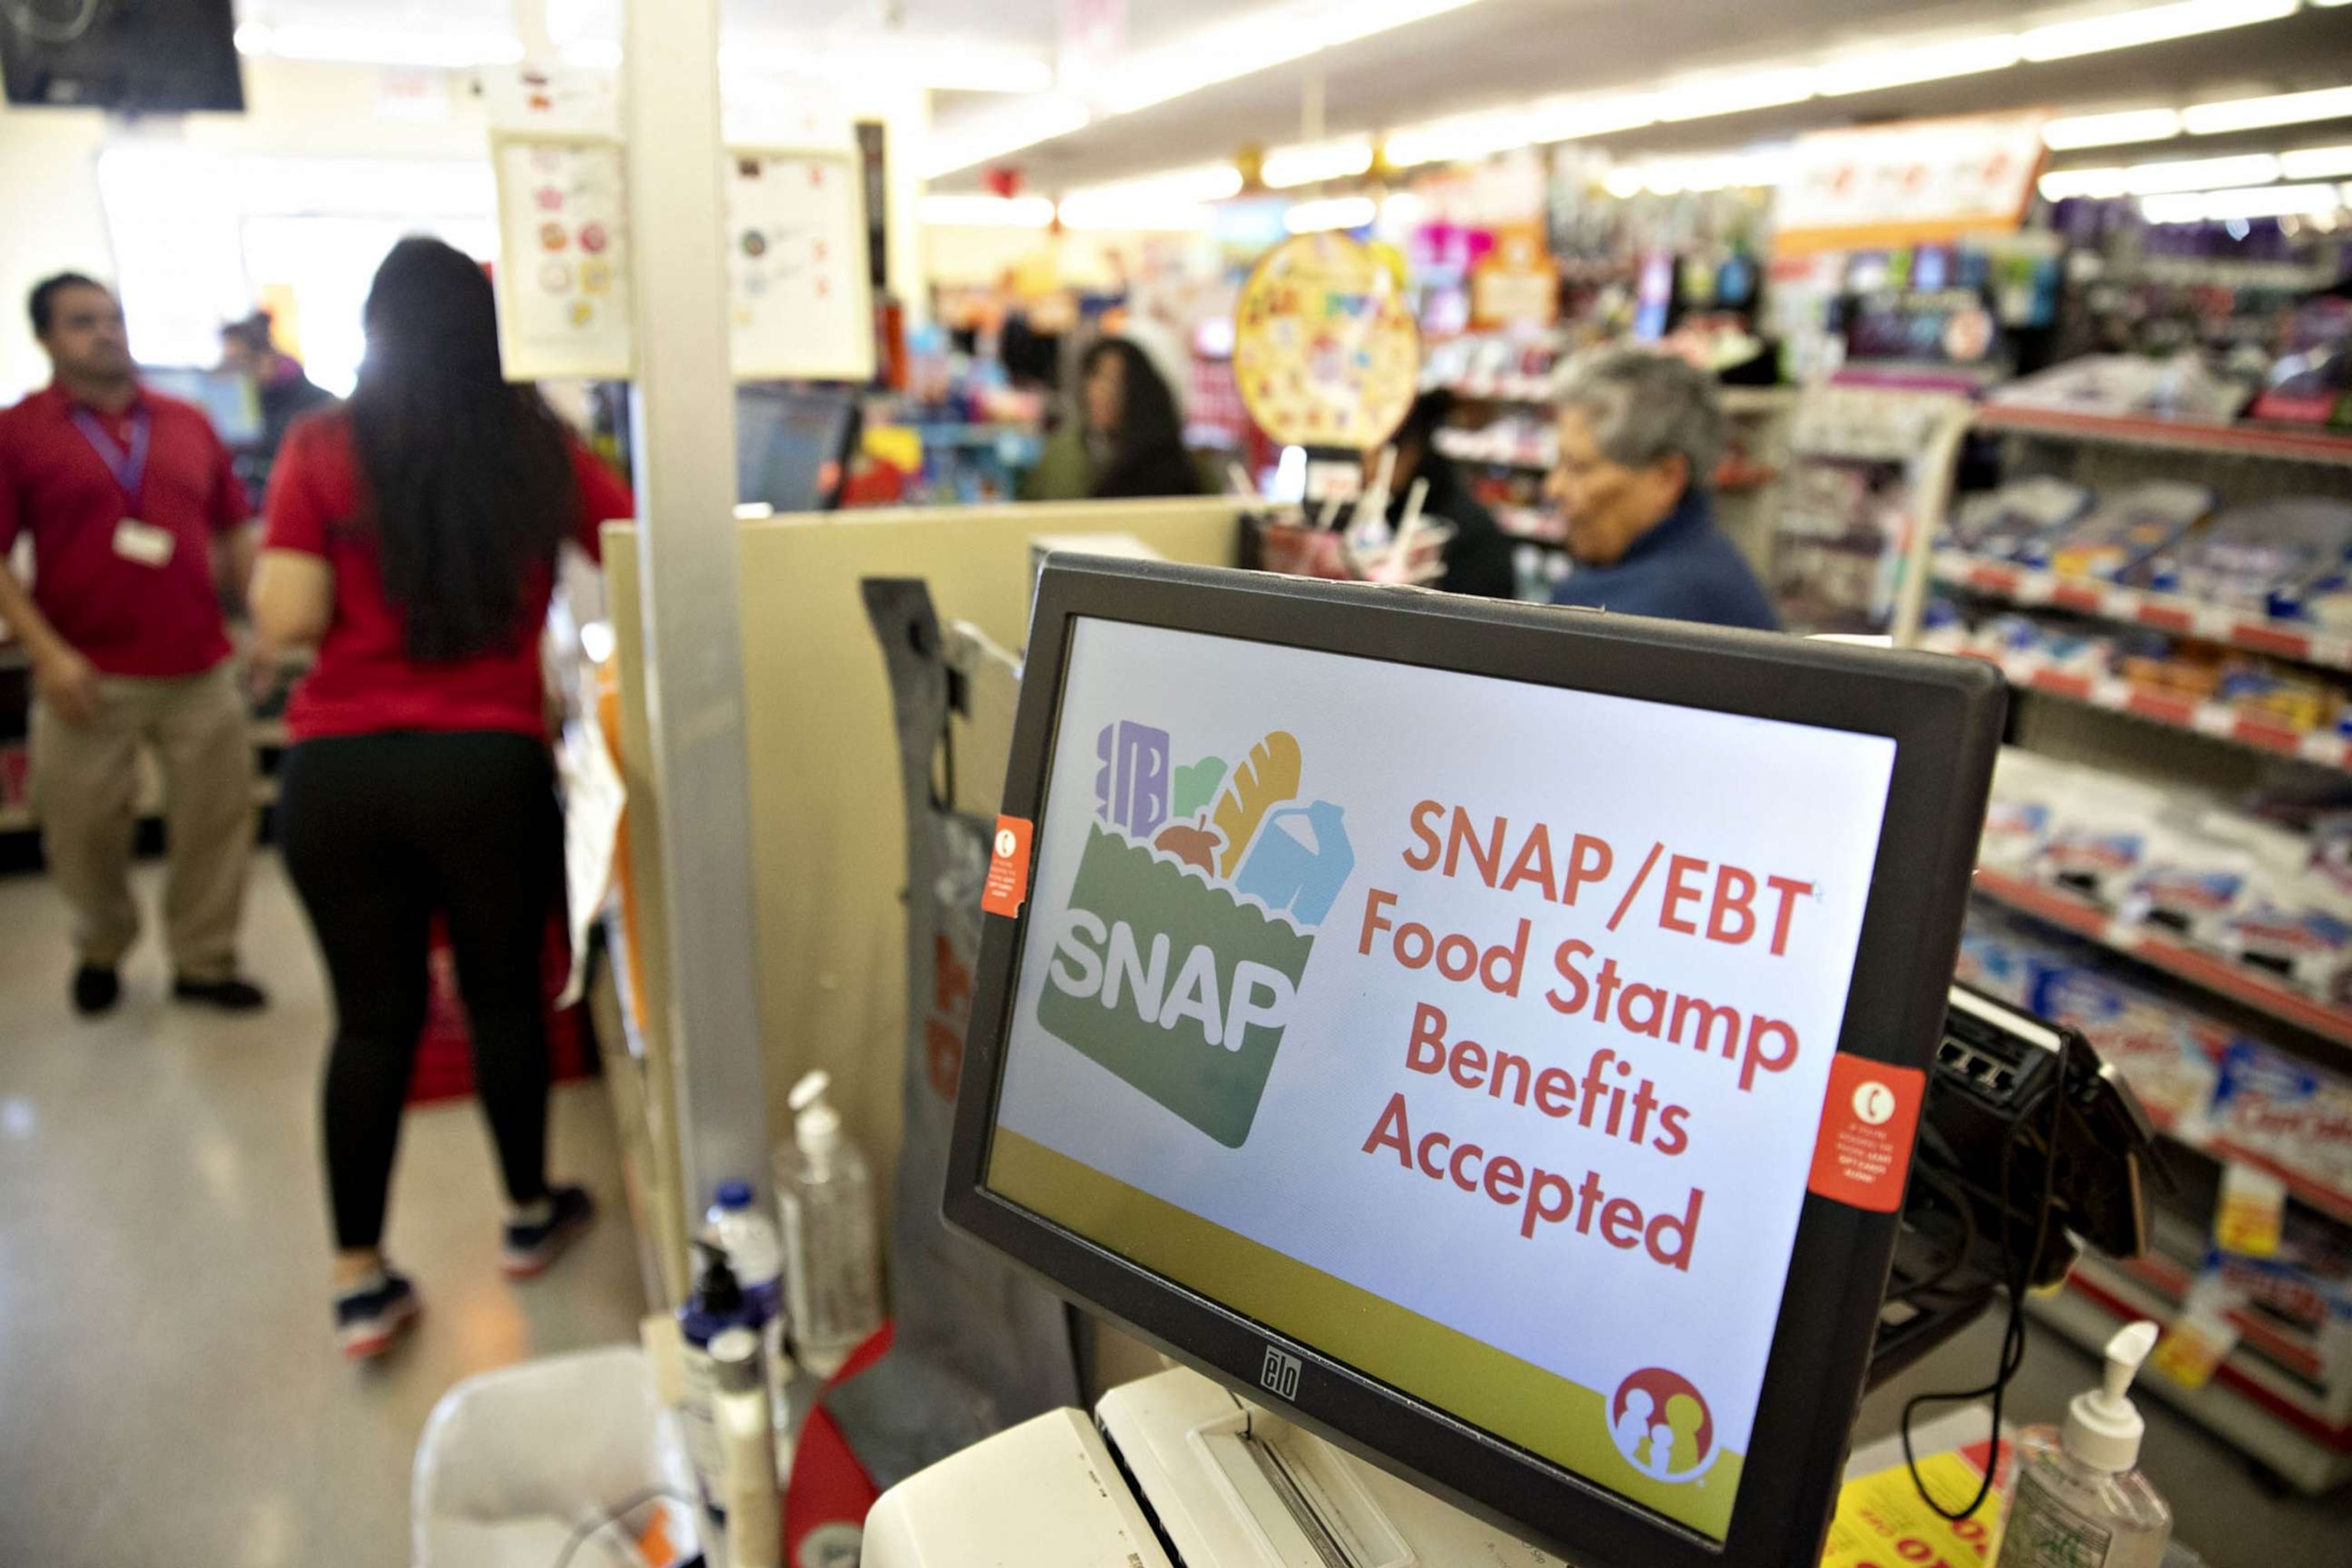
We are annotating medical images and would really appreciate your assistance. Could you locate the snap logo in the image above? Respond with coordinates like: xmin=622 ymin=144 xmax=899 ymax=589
xmin=1037 ymin=726 xmax=1354 ymax=1147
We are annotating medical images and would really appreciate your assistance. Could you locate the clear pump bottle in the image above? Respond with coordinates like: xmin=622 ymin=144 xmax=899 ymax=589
xmin=1994 ymin=1321 xmax=2173 ymax=1568
xmin=775 ymin=1070 xmax=883 ymax=1379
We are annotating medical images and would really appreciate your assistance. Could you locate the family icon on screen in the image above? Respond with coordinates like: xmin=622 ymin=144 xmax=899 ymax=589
xmin=1609 ymin=1367 xmax=1718 ymax=1484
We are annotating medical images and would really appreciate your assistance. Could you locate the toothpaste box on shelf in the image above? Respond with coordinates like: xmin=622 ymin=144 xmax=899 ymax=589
xmin=2209 ymin=1038 xmax=2352 ymax=1202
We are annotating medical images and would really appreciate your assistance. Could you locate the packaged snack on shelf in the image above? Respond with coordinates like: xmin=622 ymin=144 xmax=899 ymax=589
xmin=2207 ymin=1038 xmax=2352 ymax=1200
xmin=2219 ymin=883 xmax=2352 ymax=1001
xmin=2034 ymin=959 xmax=2226 ymax=1129
xmin=1980 ymin=746 xmax=2071 ymax=873
xmin=2135 ymin=497 xmax=2352 ymax=617
xmin=2048 ymin=481 xmax=2213 ymax=580
xmin=1948 ymin=475 xmax=2094 ymax=564
xmin=2040 ymin=769 xmax=2171 ymax=904
xmin=2122 ymin=817 xmax=2259 ymax=949
xmin=1955 ymin=906 xmax=2062 ymax=1005
xmin=2213 ymin=662 xmax=2347 ymax=733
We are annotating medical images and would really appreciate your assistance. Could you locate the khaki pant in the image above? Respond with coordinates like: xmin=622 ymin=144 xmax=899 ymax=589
xmin=30 ymin=662 xmax=255 ymax=982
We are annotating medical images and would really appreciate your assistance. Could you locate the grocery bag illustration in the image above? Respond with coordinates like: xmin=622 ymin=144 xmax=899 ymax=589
xmin=1037 ymin=727 xmax=1351 ymax=1147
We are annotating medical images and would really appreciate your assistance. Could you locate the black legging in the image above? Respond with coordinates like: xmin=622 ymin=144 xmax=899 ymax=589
xmin=279 ymin=730 xmax=561 ymax=1253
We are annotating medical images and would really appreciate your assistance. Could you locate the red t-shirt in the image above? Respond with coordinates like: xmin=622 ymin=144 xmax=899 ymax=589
xmin=263 ymin=410 xmax=633 ymax=743
xmin=0 ymin=383 xmax=252 ymax=678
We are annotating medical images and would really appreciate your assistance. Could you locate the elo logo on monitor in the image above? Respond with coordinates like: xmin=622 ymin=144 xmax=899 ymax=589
xmin=1261 ymin=1345 xmax=1304 ymax=1400
xmin=1034 ymin=722 xmax=1354 ymax=1148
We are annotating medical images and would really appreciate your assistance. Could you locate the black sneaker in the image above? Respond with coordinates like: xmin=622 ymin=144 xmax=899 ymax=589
xmin=172 ymin=975 xmax=268 ymax=1011
xmin=501 ymin=1185 xmax=596 ymax=1279
xmin=70 ymin=964 xmax=120 ymax=1016
xmin=335 ymin=1271 xmax=422 ymax=1361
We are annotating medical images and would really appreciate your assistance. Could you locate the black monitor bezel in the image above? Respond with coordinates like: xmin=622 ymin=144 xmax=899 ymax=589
xmin=944 ymin=557 xmax=2005 ymax=1568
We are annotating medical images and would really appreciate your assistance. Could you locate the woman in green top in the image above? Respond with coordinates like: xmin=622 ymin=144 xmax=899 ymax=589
xmin=1021 ymin=332 xmax=1205 ymax=502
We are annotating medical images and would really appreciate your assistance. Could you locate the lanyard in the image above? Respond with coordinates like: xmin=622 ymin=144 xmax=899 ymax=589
xmin=69 ymin=405 xmax=151 ymax=511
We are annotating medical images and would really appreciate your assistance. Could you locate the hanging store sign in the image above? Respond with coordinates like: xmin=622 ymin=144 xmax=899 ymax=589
xmin=1775 ymin=112 xmax=2048 ymax=256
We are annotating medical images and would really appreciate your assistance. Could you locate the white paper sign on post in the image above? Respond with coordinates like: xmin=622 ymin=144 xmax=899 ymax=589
xmin=726 ymin=147 xmax=874 ymax=383
xmin=492 ymin=136 xmax=635 ymax=381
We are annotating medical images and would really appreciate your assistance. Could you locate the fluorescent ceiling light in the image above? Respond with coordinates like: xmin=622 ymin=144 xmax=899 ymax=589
xmin=729 ymin=40 xmax=1054 ymax=94
xmin=1262 ymin=139 xmax=1376 ymax=188
xmin=1096 ymin=0 xmax=1485 ymax=116
xmin=1653 ymin=66 xmax=1818 ymax=122
xmin=1602 ymin=165 xmax=1646 ymax=199
xmin=2184 ymin=84 xmax=2352 ymax=135
xmin=2041 ymin=108 xmax=2184 ymax=149
xmin=2282 ymin=143 xmax=2352 ymax=178
xmin=1383 ymin=112 xmax=1535 ymax=168
xmin=1378 ymin=190 xmax=1427 ymax=226
xmin=2020 ymin=0 xmax=2298 ymax=64
xmin=1525 ymin=94 xmax=1658 ymax=142
xmin=2039 ymin=166 xmax=2130 ymax=199
xmin=2140 ymin=181 xmax=2346 ymax=221
xmin=234 ymin=22 xmax=524 ymax=69
xmin=1284 ymin=196 xmax=1377 ymax=233
xmin=921 ymin=96 xmax=1091 ymax=178
xmin=2124 ymin=151 xmax=2282 ymax=191
xmin=1057 ymin=164 xmax=1239 ymax=231
xmin=919 ymin=194 xmax=1056 ymax=227
xmin=1817 ymin=34 xmax=2022 ymax=96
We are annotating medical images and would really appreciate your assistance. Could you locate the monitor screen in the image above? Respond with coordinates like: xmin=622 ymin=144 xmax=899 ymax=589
xmin=982 ymin=615 xmax=1899 ymax=1544
xmin=737 ymin=384 xmax=855 ymax=513
xmin=141 ymin=367 xmax=262 ymax=446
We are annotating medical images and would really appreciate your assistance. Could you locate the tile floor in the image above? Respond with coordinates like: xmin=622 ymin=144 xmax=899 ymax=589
xmin=0 ymin=851 xmax=647 ymax=1566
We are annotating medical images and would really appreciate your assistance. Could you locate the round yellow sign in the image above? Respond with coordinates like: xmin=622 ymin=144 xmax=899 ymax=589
xmin=1233 ymin=232 xmax=1421 ymax=450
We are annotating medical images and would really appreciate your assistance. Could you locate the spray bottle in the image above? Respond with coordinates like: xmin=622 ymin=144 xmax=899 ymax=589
xmin=1994 ymin=1320 xmax=2171 ymax=1568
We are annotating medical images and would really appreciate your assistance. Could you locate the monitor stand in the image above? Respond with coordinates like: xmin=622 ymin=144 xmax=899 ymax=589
xmin=862 ymin=1364 xmax=1563 ymax=1568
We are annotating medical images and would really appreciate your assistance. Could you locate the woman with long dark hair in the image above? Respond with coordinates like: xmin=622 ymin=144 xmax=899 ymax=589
xmin=1019 ymin=329 xmax=1204 ymax=502
xmin=252 ymin=237 xmax=634 ymax=1358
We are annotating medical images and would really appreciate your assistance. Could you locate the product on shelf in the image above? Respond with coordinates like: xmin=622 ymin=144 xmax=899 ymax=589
xmin=2047 ymin=482 xmax=2213 ymax=582
xmin=1986 ymin=353 xmax=2244 ymax=423
xmin=2209 ymin=1039 xmax=2352 ymax=1199
xmin=1922 ymin=599 xmax=2352 ymax=741
xmin=1948 ymin=476 xmax=2093 ymax=564
xmin=2132 ymin=498 xmax=2352 ymax=619
xmin=1971 ymin=746 xmax=2352 ymax=1006
xmin=1953 ymin=907 xmax=2222 ymax=1128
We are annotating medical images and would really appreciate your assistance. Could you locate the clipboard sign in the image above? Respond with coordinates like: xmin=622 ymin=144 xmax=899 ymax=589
xmin=491 ymin=130 xmax=635 ymax=381
xmin=725 ymin=143 xmax=876 ymax=384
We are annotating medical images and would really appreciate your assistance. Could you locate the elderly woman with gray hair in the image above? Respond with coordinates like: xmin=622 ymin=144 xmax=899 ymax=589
xmin=1544 ymin=349 xmax=1779 ymax=631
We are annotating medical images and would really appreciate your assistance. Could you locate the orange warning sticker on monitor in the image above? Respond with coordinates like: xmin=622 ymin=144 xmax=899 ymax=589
xmin=982 ymin=815 xmax=1034 ymax=918
xmin=1807 ymin=1054 xmax=1925 ymax=1212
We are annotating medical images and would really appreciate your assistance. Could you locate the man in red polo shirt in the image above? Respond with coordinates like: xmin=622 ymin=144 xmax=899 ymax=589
xmin=0 ymin=274 xmax=267 ymax=1016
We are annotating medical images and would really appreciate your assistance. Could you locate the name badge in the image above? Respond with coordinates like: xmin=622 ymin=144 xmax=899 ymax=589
xmin=113 ymin=518 xmax=175 ymax=569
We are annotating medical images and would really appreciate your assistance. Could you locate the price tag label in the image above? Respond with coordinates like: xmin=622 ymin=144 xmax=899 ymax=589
xmin=2148 ymin=1311 xmax=2238 ymax=1390
xmin=2214 ymin=1162 xmax=2286 ymax=1258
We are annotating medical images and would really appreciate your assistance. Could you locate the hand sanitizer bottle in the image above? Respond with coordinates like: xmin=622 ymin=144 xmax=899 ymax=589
xmin=776 ymin=1070 xmax=883 ymax=1379
xmin=1994 ymin=1321 xmax=2172 ymax=1568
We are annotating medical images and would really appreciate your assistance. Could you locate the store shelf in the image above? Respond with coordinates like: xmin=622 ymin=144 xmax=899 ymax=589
xmin=1496 ymin=506 xmax=1566 ymax=545
xmin=1934 ymin=551 xmax=2352 ymax=674
xmin=2117 ymin=1247 xmax=2328 ymax=1384
xmin=1959 ymin=648 xmax=2352 ymax=771
xmin=1972 ymin=867 xmax=2352 ymax=1060
xmin=1434 ymin=430 xmax=1553 ymax=471
xmin=1975 ymin=405 xmax=2352 ymax=469
xmin=1426 ymin=376 xmax=1553 ymax=404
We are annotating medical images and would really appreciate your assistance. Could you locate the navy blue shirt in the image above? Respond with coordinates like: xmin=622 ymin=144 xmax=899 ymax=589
xmin=1548 ymin=491 xmax=1780 ymax=632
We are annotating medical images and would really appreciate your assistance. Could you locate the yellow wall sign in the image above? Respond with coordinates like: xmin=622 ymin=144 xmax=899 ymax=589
xmin=1233 ymin=233 xmax=1421 ymax=451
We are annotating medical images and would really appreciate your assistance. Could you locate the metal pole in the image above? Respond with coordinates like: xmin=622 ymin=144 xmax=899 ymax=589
xmin=621 ymin=0 xmax=771 ymax=1234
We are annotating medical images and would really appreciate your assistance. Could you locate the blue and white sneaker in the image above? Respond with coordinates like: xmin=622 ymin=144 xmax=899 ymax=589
xmin=501 ymin=1185 xmax=596 ymax=1279
xmin=335 ymin=1271 xmax=421 ymax=1361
